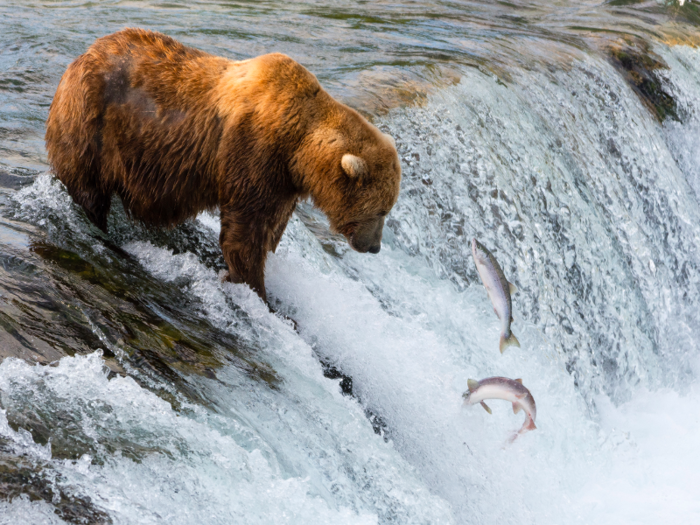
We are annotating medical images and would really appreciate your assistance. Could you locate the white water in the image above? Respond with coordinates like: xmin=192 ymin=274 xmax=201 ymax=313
xmin=2 ymin=44 xmax=700 ymax=524
xmin=0 ymin=498 xmax=70 ymax=525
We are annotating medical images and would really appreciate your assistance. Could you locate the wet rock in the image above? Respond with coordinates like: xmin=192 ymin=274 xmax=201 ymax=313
xmin=0 ymin=440 xmax=111 ymax=524
xmin=0 ymin=230 xmax=280 ymax=397
xmin=319 ymin=358 xmax=390 ymax=440
xmin=608 ymin=38 xmax=679 ymax=122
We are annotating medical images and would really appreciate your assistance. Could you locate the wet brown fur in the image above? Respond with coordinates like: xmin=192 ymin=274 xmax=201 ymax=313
xmin=46 ymin=29 xmax=401 ymax=300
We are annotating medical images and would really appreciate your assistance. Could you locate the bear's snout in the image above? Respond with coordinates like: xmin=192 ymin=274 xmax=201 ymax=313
xmin=348 ymin=216 xmax=385 ymax=254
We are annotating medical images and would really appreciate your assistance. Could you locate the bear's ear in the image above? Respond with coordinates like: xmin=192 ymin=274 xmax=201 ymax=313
xmin=383 ymin=133 xmax=396 ymax=148
xmin=341 ymin=154 xmax=368 ymax=179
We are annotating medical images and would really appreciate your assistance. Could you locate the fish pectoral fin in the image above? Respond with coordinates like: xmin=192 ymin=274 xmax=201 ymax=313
xmin=480 ymin=401 xmax=492 ymax=414
xmin=515 ymin=378 xmax=523 ymax=384
xmin=508 ymin=282 xmax=517 ymax=295
xmin=467 ymin=379 xmax=480 ymax=392
xmin=512 ymin=402 xmax=522 ymax=414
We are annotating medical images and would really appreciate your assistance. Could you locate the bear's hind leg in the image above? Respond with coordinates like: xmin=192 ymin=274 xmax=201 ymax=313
xmin=69 ymin=185 xmax=112 ymax=233
xmin=219 ymin=207 xmax=268 ymax=301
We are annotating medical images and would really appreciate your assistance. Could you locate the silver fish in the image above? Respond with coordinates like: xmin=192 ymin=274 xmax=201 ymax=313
xmin=471 ymin=238 xmax=520 ymax=353
xmin=462 ymin=376 xmax=537 ymax=435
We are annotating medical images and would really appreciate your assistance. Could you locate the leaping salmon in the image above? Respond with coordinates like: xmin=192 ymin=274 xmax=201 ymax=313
xmin=471 ymin=238 xmax=520 ymax=353
xmin=462 ymin=376 xmax=537 ymax=437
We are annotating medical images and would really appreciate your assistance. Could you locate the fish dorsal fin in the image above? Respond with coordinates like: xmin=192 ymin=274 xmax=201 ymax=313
xmin=509 ymin=282 xmax=517 ymax=295
xmin=515 ymin=378 xmax=523 ymax=384
xmin=512 ymin=402 xmax=521 ymax=414
xmin=467 ymin=379 xmax=480 ymax=392
xmin=480 ymin=401 xmax=492 ymax=414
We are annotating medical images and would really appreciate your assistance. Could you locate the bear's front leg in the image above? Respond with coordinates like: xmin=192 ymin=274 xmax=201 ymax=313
xmin=219 ymin=207 xmax=268 ymax=302
xmin=269 ymin=198 xmax=297 ymax=253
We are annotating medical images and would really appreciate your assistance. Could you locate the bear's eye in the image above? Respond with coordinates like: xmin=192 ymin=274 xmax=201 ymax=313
xmin=378 ymin=210 xmax=389 ymax=217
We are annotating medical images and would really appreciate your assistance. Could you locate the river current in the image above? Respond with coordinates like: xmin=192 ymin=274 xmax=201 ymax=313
xmin=1 ymin=1 xmax=699 ymax=524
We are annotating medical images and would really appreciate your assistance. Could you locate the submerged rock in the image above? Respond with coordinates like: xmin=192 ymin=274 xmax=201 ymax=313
xmin=319 ymin=359 xmax=390 ymax=440
xmin=0 ymin=170 xmax=35 ymax=191
xmin=0 ymin=439 xmax=111 ymax=524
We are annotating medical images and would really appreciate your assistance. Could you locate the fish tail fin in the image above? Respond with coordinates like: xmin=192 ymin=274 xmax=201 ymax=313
xmin=499 ymin=331 xmax=520 ymax=354
xmin=512 ymin=402 xmax=522 ymax=414
xmin=524 ymin=417 xmax=537 ymax=431
xmin=467 ymin=379 xmax=480 ymax=392
xmin=506 ymin=433 xmax=520 ymax=445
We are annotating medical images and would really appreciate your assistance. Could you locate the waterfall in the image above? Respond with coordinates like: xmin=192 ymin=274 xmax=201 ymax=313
xmin=1 ymin=3 xmax=699 ymax=523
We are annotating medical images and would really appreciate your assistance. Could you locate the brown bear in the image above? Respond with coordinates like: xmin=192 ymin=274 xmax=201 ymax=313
xmin=46 ymin=28 xmax=401 ymax=301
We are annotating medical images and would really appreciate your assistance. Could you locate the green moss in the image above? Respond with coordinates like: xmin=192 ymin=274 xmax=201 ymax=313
xmin=607 ymin=0 xmax=646 ymax=6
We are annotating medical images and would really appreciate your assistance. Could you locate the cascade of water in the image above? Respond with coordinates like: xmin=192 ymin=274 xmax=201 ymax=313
xmin=0 ymin=6 xmax=699 ymax=521
xmin=265 ymin=43 xmax=700 ymax=522
xmin=376 ymin=45 xmax=700 ymax=403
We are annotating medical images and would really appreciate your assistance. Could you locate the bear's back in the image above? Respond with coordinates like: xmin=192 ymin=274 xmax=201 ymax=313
xmin=48 ymin=28 xmax=333 ymax=228
xmin=92 ymin=29 xmax=228 ymax=112
xmin=94 ymin=29 xmax=324 ymax=122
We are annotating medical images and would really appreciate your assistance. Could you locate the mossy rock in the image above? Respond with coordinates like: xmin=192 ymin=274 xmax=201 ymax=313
xmin=607 ymin=37 xmax=679 ymax=122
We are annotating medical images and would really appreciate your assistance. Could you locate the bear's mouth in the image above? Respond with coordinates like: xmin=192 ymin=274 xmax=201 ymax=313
xmin=348 ymin=233 xmax=377 ymax=254
xmin=341 ymin=221 xmax=382 ymax=254
xmin=348 ymin=235 xmax=365 ymax=252
xmin=338 ymin=222 xmax=357 ymax=245
xmin=347 ymin=233 xmax=361 ymax=252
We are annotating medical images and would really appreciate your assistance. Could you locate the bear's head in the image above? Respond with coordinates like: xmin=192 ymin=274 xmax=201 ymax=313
xmin=293 ymin=107 xmax=401 ymax=254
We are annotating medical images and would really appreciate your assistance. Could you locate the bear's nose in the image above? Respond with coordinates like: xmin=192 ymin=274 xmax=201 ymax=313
xmin=368 ymin=244 xmax=381 ymax=254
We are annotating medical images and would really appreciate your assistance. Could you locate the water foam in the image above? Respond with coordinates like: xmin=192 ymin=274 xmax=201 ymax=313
xmin=0 ymin=349 xmax=448 ymax=524
xmin=0 ymin=497 xmax=70 ymax=525
xmin=121 ymin=240 xmax=455 ymax=524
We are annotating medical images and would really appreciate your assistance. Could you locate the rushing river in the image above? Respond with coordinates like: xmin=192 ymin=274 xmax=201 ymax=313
xmin=1 ymin=1 xmax=700 ymax=523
